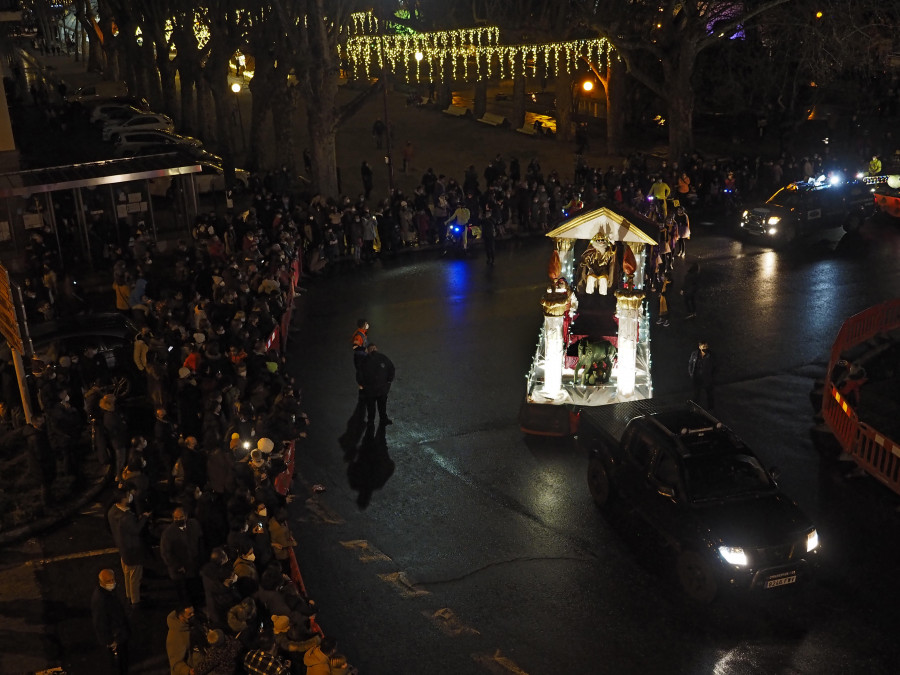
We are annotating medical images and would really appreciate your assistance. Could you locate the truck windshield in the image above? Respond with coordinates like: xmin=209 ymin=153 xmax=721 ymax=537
xmin=767 ymin=187 xmax=807 ymax=208
xmin=683 ymin=453 xmax=774 ymax=501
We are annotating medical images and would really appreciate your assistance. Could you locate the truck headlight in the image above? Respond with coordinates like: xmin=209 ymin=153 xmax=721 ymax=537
xmin=767 ymin=227 xmax=778 ymax=235
xmin=806 ymin=529 xmax=819 ymax=552
xmin=741 ymin=210 xmax=748 ymax=219
xmin=767 ymin=216 xmax=781 ymax=225
xmin=718 ymin=546 xmax=748 ymax=566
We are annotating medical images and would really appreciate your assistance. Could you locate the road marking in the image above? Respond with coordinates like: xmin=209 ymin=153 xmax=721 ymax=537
xmin=27 ymin=547 xmax=118 ymax=566
xmin=377 ymin=571 xmax=430 ymax=598
xmin=304 ymin=497 xmax=345 ymax=525
xmin=472 ymin=649 xmax=530 ymax=675
xmin=424 ymin=607 xmax=480 ymax=637
xmin=340 ymin=540 xmax=391 ymax=563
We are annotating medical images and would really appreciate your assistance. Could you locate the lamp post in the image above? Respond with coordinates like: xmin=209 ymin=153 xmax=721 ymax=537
xmin=231 ymin=82 xmax=247 ymax=152
xmin=380 ymin=34 xmax=395 ymax=192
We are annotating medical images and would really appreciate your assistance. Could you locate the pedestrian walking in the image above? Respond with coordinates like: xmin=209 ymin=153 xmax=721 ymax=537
xmin=482 ymin=206 xmax=497 ymax=265
xmin=360 ymin=161 xmax=373 ymax=200
xmin=673 ymin=204 xmax=690 ymax=258
xmin=356 ymin=344 xmax=395 ymax=427
xmin=107 ymin=488 xmax=151 ymax=608
xmin=688 ymin=340 xmax=717 ymax=410
xmin=681 ymin=262 xmax=700 ymax=319
xmin=91 ymin=569 xmax=130 ymax=675
xmin=372 ymin=119 xmax=386 ymax=149
xmin=656 ymin=273 xmax=671 ymax=327
xmin=401 ymin=141 xmax=414 ymax=173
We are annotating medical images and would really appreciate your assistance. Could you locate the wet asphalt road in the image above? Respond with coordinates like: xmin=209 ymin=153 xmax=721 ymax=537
xmin=287 ymin=219 xmax=900 ymax=675
xmin=5 ymin=216 xmax=900 ymax=675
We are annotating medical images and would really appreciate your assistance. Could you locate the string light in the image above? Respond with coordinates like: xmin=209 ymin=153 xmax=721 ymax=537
xmin=344 ymin=32 xmax=614 ymax=84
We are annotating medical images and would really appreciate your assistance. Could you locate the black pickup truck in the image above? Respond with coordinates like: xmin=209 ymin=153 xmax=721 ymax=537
xmin=738 ymin=177 xmax=874 ymax=247
xmin=580 ymin=400 xmax=819 ymax=603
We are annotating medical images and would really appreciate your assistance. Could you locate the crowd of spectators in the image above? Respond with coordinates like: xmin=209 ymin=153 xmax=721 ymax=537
xmin=3 ymin=117 xmax=897 ymax=671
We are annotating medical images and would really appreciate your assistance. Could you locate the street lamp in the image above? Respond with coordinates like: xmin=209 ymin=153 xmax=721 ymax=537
xmin=231 ymin=82 xmax=246 ymax=152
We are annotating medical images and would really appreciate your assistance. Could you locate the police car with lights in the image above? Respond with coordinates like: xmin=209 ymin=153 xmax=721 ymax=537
xmin=739 ymin=174 xmax=874 ymax=247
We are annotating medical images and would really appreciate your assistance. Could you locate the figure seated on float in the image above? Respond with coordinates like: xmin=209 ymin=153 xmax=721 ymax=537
xmin=576 ymin=233 xmax=615 ymax=295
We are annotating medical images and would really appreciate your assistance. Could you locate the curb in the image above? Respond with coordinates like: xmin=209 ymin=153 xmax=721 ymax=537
xmin=0 ymin=466 xmax=113 ymax=546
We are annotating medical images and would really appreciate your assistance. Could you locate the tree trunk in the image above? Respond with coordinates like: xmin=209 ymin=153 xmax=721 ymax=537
xmin=512 ymin=71 xmax=526 ymax=129
xmin=665 ymin=64 xmax=695 ymax=164
xmin=247 ymin=62 xmax=279 ymax=172
xmin=606 ymin=57 xmax=625 ymax=156
xmin=156 ymin=46 xmax=177 ymax=120
xmin=142 ymin=41 xmax=162 ymax=110
xmin=474 ymin=79 xmax=488 ymax=119
xmin=662 ymin=44 xmax=698 ymax=163
xmin=196 ymin=78 xmax=215 ymax=145
xmin=555 ymin=73 xmax=574 ymax=141
xmin=308 ymin=104 xmax=338 ymax=197
xmin=436 ymin=55 xmax=453 ymax=109
xmin=179 ymin=72 xmax=196 ymax=136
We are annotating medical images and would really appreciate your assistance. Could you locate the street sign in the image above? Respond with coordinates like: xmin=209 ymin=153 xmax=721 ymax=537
xmin=0 ymin=263 xmax=23 ymax=353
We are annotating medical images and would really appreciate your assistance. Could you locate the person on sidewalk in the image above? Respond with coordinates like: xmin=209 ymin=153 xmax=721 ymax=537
xmin=160 ymin=506 xmax=205 ymax=607
xmin=166 ymin=605 xmax=201 ymax=675
xmin=688 ymin=340 xmax=718 ymax=410
xmin=356 ymin=344 xmax=395 ymax=427
xmin=91 ymin=569 xmax=130 ymax=675
xmin=107 ymin=488 xmax=151 ymax=608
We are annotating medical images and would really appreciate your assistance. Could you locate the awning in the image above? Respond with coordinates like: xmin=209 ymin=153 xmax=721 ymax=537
xmin=0 ymin=152 xmax=202 ymax=198
xmin=546 ymin=205 xmax=659 ymax=245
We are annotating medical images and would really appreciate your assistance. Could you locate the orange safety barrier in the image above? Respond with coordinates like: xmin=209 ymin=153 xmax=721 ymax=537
xmin=823 ymin=298 xmax=900 ymax=495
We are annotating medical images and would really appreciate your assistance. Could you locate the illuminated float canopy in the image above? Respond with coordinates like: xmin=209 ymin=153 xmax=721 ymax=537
xmin=525 ymin=206 xmax=657 ymax=407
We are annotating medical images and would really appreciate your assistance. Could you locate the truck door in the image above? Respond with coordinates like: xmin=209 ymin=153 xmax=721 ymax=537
xmin=618 ymin=425 xmax=657 ymax=503
xmin=639 ymin=448 xmax=686 ymax=540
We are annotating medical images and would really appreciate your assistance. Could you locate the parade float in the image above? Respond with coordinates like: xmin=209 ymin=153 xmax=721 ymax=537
xmin=520 ymin=204 xmax=660 ymax=436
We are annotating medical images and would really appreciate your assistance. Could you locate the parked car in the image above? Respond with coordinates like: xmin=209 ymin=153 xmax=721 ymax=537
xmin=103 ymin=113 xmax=175 ymax=141
xmin=113 ymin=130 xmax=203 ymax=157
xmin=89 ymin=103 xmax=145 ymax=127
xmin=148 ymin=163 xmax=250 ymax=197
xmin=65 ymin=81 xmax=128 ymax=106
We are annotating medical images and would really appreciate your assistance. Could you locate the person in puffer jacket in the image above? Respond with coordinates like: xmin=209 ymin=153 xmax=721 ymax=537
xmin=303 ymin=636 xmax=352 ymax=675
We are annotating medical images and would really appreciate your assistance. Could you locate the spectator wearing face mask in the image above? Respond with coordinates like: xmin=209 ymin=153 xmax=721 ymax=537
xmin=166 ymin=604 xmax=201 ymax=675
xmin=201 ymin=547 xmax=240 ymax=628
xmin=160 ymin=506 xmax=205 ymax=606
xmin=91 ymin=568 xmax=130 ymax=675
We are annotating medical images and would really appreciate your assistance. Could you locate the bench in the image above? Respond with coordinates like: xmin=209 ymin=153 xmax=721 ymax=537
xmin=442 ymin=105 xmax=470 ymax=117
xmin=477 ymin=112 xmax=508 ymax=127
xmin=516 ymin=125 xmax=537 ymax=136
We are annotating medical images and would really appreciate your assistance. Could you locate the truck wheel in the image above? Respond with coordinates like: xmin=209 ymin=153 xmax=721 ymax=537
xmin=677 ymin=551 xmax=718 ymax=604
xmin=843 ymin=215 xmax=861 ymax=233
xmin=779 ymin=224 xmax=797 ymax=248
xmin=587 ymin=457 xmax=613 ymax=507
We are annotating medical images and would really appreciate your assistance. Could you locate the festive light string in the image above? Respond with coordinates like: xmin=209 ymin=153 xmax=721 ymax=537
xmin=346 ymin=35 xmax=614 ymax=84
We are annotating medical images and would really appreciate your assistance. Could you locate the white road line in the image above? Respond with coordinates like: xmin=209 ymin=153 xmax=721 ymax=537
xmin=26 ymin=547 xmax=119 ymax=566
xmin=340 ymin=540 xmax=392 ymax=563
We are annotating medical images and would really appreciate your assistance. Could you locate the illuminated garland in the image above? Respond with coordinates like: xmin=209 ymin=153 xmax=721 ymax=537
xmin=344 ymin=33 xmax=614 ymax=83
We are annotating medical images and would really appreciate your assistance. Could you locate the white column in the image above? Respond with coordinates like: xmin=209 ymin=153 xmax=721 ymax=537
xmin=541 ymin=315 xmax=564 ymax=398
xmin=615 ymin=290 xmax=645 ymax=398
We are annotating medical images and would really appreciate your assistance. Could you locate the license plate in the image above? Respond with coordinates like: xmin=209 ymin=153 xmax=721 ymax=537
xmin=765 ymin=575 xmax=796 ymax=588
